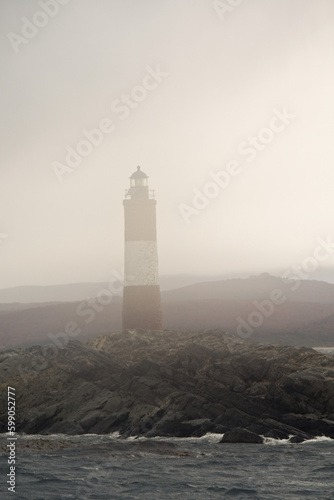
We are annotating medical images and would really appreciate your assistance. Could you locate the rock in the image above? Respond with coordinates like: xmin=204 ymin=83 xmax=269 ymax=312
xmin=281 ymin=413 xmax=334 ymax=438
xmin=245 ymin=382 xmax=268 ymax=396
xmin=211 ymin=424 xmax=230 ymax=434
xmin=247 ymin=418 xmax=312 ymax=441
xmin=148 ymin=411 xmax=186 ymax=437
xmin=281 ymin=371 xmax=327 ymax=400
xmin=220 ymin=428 xmax=264 ymax=444
xmin=289 ymin=434 xmax=308 ymax=443
xmin=0 ymin=331 xmax=333 ymax=441
xmin=179 ymin=418 xmax=214 ymax=437
xmin=263 ymin=429 xmax=289 ymax=440
xmin=214 ymin=408 xmax=255 ymax=429
xmin=46 ymin=421 xmax=84 ymax=435
xmin=89 ymin=412 xmax=129 ymax=434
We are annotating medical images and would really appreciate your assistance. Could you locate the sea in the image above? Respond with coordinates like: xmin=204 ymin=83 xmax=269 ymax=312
xmin=1 ymin=348 xmax=333 ymax=500
xmin=1 ymin=433 xmax=334 ymax=500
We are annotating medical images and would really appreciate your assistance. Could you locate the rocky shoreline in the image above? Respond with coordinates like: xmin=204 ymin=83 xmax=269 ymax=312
xmin=1 ymin=330 xmax=334 ymax=443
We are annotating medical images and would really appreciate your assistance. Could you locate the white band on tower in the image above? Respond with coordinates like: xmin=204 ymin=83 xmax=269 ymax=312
xmin=124 ymin=241 xmax=159 ymax=286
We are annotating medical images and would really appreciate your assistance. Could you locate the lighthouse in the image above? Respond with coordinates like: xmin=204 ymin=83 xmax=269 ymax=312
xmin=122 ymin=166 xmax=163 ymax=331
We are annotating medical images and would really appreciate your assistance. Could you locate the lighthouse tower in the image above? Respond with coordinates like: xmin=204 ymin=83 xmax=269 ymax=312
xmin=122 ymin=166 xmax=163 ymax=331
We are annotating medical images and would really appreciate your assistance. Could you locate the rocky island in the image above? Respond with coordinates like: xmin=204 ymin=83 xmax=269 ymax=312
xmin=1 ymin=330 xmax=334 ymax=443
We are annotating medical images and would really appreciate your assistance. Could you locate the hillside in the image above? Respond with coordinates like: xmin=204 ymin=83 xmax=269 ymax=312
xmin=0 ymin=274 xmax=229 ymax=304
xmin=1 ymin=274 xmax=334 ymax=349
xmin=162 ymin=273 xmax=334 ymax=304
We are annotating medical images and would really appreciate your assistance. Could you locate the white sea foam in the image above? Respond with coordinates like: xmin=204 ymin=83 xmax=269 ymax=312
xmin=198 ymin=432 xmax=224 ymax=443
xmin=107 ymin=431 xmax=121 ymax=439
xmin=262 ymin=436 xmax=292 ymax=445
xmin=301 ymin=436 xmax=334 ymax=444
xmin=6 ymin=432 xmax=333 ymax=445
xmin=262 ymin=435 xmax=334 ymax=445
xmin=124 ymin=432 xmax=224 ymax=443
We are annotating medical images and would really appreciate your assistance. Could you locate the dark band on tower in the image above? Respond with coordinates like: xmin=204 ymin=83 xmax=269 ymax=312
xmin=122 ymin=166 xmax=163 ymax=331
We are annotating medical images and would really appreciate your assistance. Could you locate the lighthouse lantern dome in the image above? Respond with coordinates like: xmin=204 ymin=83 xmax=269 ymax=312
xmin=130 ymin=166 xmax=148 ymax=187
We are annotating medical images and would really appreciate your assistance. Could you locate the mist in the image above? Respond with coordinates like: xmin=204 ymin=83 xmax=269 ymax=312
xmin=1 ymin=0 xmax=334 ymax=289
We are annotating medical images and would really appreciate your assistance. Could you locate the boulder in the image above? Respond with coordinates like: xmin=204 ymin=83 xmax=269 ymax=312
xmin=220 ymin=428 xmax=264 ymax=444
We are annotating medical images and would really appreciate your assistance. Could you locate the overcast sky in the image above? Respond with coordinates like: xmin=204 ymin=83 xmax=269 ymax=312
xmin=1 ymin=0 xmax=334 ymax=289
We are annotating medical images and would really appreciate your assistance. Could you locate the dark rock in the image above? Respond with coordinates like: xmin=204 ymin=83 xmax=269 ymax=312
xmin=148 ymin=411 xmax=186 ymax=437
xmin=46 ymin=421 xmax=84 ymax=435
xmin=214 ymin=408 xmax=255 ymax=429
xmin=179 ymin=418 xmax=214 ymax=437
xmin=1 ymin=331 xmax=333 ymax=440
xmin=79 ymin=411 xmax=106 ymax=432
xmin=289 ymin=434 xmax=308 ymax=443
xmin=281 ymin=414 xmax=334 ymax=438
xmin=211 ymin=424 xmax=230 ymax=434
xmin=89 ymin=412 xmax=129 ymax=434
xmin=263 ymin=429 xmax=288 ymax=440
xmin=220 ymin=428 xmax=264 ymax=444
xmin=247 ymin=418 xmax=312 ymax=441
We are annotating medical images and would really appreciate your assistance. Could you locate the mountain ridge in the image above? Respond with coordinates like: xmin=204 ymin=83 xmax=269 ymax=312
xmin=1 ymin=272 xmax=334 ymax=304
xmin=1 ymin=274 xmax=334 ymax=349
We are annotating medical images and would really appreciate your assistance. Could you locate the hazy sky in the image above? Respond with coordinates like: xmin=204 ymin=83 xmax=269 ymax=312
xmin=1 ymin=0 xmax=334 ymax=289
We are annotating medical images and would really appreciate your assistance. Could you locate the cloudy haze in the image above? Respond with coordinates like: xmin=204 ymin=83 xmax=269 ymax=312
xmin=1 ymin=0 xmax=334 ymax=289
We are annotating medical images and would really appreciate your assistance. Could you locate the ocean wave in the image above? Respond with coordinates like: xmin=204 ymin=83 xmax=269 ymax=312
xmin=124 ymin=432 xmax=224 ymax=445
xmin=224 ymin=487 xmax=260 ymax=498
xmin=301 ymin=435 xmax=334 ymax=444
xmin=262 ymin=436 xmax=292 ymax=445
xmin=3 ymin=432 xmax=333 ymax=446
xmin=262 ymin=435 xmax=334 ymax=445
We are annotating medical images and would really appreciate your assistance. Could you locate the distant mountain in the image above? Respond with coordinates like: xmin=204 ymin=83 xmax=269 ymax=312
xmin=161 ymin=273 xmax=334 ymax=304
xmin=0 ymin=274 xmax=235 ymax=304
xmin=161 ymin=274 xmax=334 ymax=346
xmin=0 ymin=301 xmax=122 ymax=350
xmin=1 ymin=271 xmax=334 ymax=304
xmin=1 ymin=274 xmax=334 ymax=350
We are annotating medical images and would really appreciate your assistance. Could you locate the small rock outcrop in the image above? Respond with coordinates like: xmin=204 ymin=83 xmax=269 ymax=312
xmin=220 ymin=428 xmax=264 ymax=444
xmin=0 ymin=330 xmax=334 ymax=441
